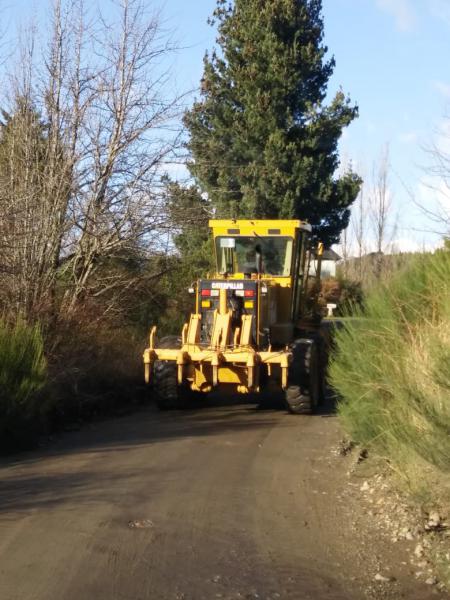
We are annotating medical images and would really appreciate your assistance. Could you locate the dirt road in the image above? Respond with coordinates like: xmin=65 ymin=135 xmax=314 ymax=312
xmin=0 ymin=398 xmax=445 ymax=600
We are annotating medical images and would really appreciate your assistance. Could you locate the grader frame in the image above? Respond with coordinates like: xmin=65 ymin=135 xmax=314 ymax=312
xmin=143 ymin=219 xmax=323 ymax=411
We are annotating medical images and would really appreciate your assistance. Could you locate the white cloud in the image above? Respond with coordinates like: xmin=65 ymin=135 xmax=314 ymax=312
xmin=412 ymin=118 xmax=450 ymax=233
xmin=419 ymin=177 xmax=450 ymax=210
xmin=392 ymin=236 xmax=444 ymax=252
xmin=161 ymin=161 xmax=189 ymax=181
xmin=389 ymin=237 xmax=423 ymax=252
xmin=428 ymin=0 xmax=450 ymax=27
xmin=366 ymin=120 xmax=376 ymax=134
xmin=399 ymin=131 xmax=419 ymax=144
xmin=376 ymin=0 xmax=417 ymax=31
xmin=433 ymin=80 xmax=450 ymax=99
xmin=434 ymin=117 xmax=450 ymax=157
xmin=402 ymin=111 xmax=411 ymax=123
xmin=334 ymin=235 xmax=440 ymax=256
xmin=418 ymin=176 xmax=450 ymax=229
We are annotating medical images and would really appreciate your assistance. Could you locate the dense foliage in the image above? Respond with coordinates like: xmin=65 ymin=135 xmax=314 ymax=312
xmin=184 ymin=0 xmax=361 ymax=245
xmin=0 ymin=0 xmax=184 ymax=449
xmin=0 ymin=319 xmax=48 ymax=450
xmin=330 ymin=249 xmax=450 ymax=500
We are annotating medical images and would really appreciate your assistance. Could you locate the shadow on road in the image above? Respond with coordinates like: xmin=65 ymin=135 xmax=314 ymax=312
xmin=1 ymin=392 xmax=338 ymax=459
xmin=0 ymin=392 xmax=337 ymax=516
xmin=0 ymin=467 xmax=160 ymax=516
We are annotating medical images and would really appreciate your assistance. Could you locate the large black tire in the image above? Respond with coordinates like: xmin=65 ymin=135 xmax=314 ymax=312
xmin=284 ymin=338 xmax=322 ymax=415
xmin=152 ymin=336 xmax=191 ymax=411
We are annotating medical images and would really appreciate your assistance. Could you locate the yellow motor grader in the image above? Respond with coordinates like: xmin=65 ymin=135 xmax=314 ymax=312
xmin=143 ymin=219 xmax=325 ymax=414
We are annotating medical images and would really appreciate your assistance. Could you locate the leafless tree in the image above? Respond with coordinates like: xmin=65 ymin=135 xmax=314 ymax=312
xmin=337 ymin=150 xmax=400 ymax=285
xmin=419 ymin=115 xmax=450 ymax=235
xmin=351 ymin=183 xmax=368 ymax=281
xmin=371 ymin=145 xmax=390 ymax=254
xmin=339 ymin=180 xmax=369 ymax=283
xmin=338 ymin=222 xmax=350 ymax=279
xmin=0 ymin=0 xmax=183 ymax=321
xmin=368 ymin=145 xmax=398 ymax=279
xmin=336 ymin=157 xmax=356 ymax=279
xmin=64 ymin=0 xmax=182 ymax=313
xmin=0 ymin=26 xmax=56 ymax=318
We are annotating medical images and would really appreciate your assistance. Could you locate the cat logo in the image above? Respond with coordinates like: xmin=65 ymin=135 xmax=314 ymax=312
xmin=211 ymin=282 xmax=245 ymax=290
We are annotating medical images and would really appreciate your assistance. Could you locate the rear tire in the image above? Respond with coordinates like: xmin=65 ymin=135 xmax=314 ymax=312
xmin=284 ymin=338 xmax=321 ymax=415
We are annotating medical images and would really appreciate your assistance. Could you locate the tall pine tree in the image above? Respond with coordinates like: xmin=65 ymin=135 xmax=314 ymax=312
xmin=184 ymin=0 xmax=361 ymax=246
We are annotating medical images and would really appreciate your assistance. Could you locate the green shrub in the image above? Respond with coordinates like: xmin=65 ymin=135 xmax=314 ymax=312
xmin=0 ymin=319 xmax=48 ymax=450
xmin=329 ymin=249 xmax=450 ymax=500
xmin=320 ymin=277 xmax=364 ymax=317
xmin=336 ymin=278 xmax=364 ymax=315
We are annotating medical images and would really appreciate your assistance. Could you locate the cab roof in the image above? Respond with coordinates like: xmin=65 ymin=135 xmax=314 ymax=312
xmin=209 ymin=219 xmax=312 ymax=236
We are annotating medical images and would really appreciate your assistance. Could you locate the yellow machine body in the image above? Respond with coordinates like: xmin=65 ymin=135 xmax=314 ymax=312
xmin=143 ymin=219 xmax=320 ymax=396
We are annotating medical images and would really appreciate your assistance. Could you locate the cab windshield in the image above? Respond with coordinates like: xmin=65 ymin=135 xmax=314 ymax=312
xmin=216 ymin=236 xmax=293 ymax=276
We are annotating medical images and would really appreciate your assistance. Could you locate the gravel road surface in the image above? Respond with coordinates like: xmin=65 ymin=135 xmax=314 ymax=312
xmin=0 ymin=397 xmax=445 ymax=600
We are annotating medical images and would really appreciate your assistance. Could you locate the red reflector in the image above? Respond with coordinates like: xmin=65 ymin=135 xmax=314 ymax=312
xmin=201 ymin=289 xmax=211 ymax=297
xmin=244 ymin=290 xmax=254 ymax=297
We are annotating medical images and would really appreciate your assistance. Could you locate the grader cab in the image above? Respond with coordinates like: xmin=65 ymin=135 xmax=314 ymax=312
xmin=143 ymin=219 xmax=325 ymax=414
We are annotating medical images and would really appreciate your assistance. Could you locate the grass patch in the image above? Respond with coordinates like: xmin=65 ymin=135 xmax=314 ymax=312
xmin=0 ymin=319 xmax=49 ymax=450
xmin=329 ymin=249 xmax=450 ymax=504
xmin=0 ymin=315 xmax=146 ymax=453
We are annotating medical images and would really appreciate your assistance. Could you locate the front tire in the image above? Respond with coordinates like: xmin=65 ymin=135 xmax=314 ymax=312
xmin=284 ymin=338 xmax=321 ymax=415
xmin=152 ymin=336 xmax=191 ymax=411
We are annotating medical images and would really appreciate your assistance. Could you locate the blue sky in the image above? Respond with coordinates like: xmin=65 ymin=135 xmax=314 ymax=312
xmin=166 ymin=0 xmax=450 ymax=250
xmin=175 ymin=0 xmax=450 ymax=251
xmin=323 ymin=0 xmax=450 ymax=250
xmin=2 ymin=0 xmax=450 ymax=251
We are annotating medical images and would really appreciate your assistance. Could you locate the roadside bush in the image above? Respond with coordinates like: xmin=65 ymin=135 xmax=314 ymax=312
xmin=0 ymin=278 xmax=154 ymax=451
xmin=47 ymin=313 xmax=146 ymax=426
xmin=0 ymin=319 xmax=48 ymax=450
xmin=329 ymin=249 xmax=450 ymax=501
xmin=320 ymin=277 xmax=364 ymax=315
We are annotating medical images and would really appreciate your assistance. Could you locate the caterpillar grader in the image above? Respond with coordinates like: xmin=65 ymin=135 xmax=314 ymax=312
xmin=143 ymin=219 xmax=326 ymax=414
